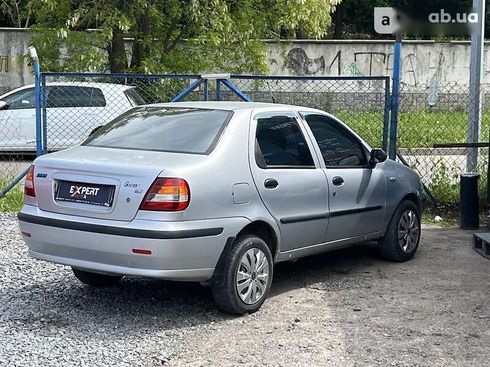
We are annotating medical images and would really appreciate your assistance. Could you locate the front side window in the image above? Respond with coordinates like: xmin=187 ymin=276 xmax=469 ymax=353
xmin=255 ymin=114 xmax=314 ymax=168
xmin=301 ymin=113 xmax=367 ymax=167
xmin=84 ymin=107 xmax=231 ymax=154
xmin=46 ymin=86 xmax=106 ymax=108
xmin=1 ymin=88 xmax=35 ymax=109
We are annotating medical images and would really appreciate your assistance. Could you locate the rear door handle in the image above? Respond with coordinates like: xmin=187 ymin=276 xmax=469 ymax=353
xmin=264 ymin=178 xmax=279 ymax=189
xmin=332 ymin=176 xmax=344 ymax=186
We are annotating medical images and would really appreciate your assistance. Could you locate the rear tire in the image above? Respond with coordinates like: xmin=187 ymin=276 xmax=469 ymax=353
xmin=72 ymin=268 xmax=122 ymax=287
xmin=378 ymin=200 xmax=421 ymax=262
xmin=212 ymin=235 xmax=273 ymax=315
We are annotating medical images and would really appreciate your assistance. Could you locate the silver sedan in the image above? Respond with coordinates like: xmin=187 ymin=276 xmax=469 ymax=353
xmin=18 ymin=102 xmax=423 ymax=314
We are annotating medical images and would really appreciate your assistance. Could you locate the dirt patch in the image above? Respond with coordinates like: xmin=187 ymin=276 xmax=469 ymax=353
xmin=169 ymin=227 xmax=490 ymax=367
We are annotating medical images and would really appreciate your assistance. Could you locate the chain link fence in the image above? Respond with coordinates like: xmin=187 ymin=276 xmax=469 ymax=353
xmin=0 ymin=93 xmax=34 ymax=201
xmin=0 ymin=73 xmax=390 ymax=204
xmin=397 ymin=83 xmax=489 ymax=206
xmin=40 ymin=73 xmax=203 ymax=152
xmin=3 ymin=71 xmax=489 ymax=209
xmin=36 ymin=74 xmax=390 ymax=154
xmin=228 ymin=76 xmax=391 ymax=150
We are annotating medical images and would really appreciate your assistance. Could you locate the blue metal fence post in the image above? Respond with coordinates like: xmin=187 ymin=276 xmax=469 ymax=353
xmin=203 ymin=79 xmax=209 ymax=101
xmin=389 ymin=36 xmax=402 ymax=160
xmin=382 ymin=78 xmax=391 ymax=152
xmin=171 ymin=78 xmax=203 ymax=102
xmin=221 ymin=79 xmax=253 ymax=102
xmin=216 ymin=80 xmax=221 ymax=101
xmin=41 ymin=73 xmax=48 ymax=155
xmin=29 ymin=47 xmax=43 ymax=157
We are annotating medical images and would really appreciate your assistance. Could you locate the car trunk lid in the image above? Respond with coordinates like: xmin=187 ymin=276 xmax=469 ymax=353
xmin=33 ymin=146 xmax=199 ymax=221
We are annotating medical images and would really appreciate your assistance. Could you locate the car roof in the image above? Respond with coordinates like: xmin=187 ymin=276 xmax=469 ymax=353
xmin=142 ymin=101 xmax=323 ymax=113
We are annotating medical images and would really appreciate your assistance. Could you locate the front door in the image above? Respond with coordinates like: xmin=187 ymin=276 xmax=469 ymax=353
xmin=0 ymin=87 xmax=36 ymax=150
xmin=300 ymin=112 xmax=386 ymax=242
xmin=249 ymin=111 xmax=330 ymax=252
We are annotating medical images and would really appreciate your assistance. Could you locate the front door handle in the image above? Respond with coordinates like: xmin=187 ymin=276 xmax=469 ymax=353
xmin=264 ymin=178 xmax=279 ymax=189
xmin=332 ymin=176 xmax=344 ymax=186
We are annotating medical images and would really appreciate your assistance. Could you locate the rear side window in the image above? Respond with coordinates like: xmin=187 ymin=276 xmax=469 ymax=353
xmin=255 ymin=114 xmax=314 ymax=168
xmin=47 ymin=86 xmax=106 ymax=108
xmin=84 ymin=107 xmax=232 ymax=154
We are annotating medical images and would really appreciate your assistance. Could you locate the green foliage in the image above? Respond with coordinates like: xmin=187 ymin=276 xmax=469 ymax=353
xmin=321 ymin=92 xmax=335 ymax=111
xmin=28 ymin=0 xmax=341 ymax=74
xmin=427 ymin=160 xmax=460 ymax=203
xmin=0 ymin=0 xmax=33 ymax=28
xmin=30 ymin=28 xmax=108 ymax=72
xmin=0 ymin=182 xmax=23 ymax=212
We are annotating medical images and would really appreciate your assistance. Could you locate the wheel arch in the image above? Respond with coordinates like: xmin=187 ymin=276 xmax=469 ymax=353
xmin=400 ymin=191 xmax=423 ymax=215
xmin=235 ymin=220 xmax=279 ymax=260
xmin=382 ymin=191 xmax=422 ymax=236
xmin=205 ymin=220 xmax=279 ymax=287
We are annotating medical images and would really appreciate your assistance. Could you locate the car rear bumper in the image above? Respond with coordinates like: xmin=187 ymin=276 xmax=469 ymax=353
xmin=18 ymin=205 xmax=250 ymax=281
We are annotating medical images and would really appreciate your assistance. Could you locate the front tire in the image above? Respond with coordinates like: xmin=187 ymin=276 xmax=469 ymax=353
xmin=212 ymin=235 xmax=273 ymax=315
xmin=72 ymin=268 xmax=122 ymax=287
xmin=378 ymin=200 xmax=421 ymax=262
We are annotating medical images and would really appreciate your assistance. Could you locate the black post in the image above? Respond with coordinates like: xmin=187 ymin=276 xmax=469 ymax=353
xmin=487 ymin=141 xmax=490 ymax=229
xmin=461 ymin=173 xmax=480 ymax=230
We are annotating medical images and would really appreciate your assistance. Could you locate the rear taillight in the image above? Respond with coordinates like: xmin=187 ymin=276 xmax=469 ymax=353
xmin=139 ymin=177 xmax=190 ymax=211
xmin=24 ymin=165 xmax=35 ymax=197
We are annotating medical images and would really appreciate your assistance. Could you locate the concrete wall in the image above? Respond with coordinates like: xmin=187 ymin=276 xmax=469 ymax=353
xmin=0 ymin=28 xmax=485 ymax=94
xmin=268 ymin=40 xmax=479 ymax=89
xmin=0 ymin=29 xmax=33 ymax=94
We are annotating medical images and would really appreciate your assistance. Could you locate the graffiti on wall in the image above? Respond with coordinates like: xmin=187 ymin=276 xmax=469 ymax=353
xmin=286 ymin=48 xmax=326 ymax=75
xmin=0 ymin=56 xmax=8 ymax=72
xmin=283 ymin=47 xmax=474 ymax=88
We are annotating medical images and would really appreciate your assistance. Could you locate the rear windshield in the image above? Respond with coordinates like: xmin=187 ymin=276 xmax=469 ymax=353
xmin=83 ymin=107 xmax=232 ymax=154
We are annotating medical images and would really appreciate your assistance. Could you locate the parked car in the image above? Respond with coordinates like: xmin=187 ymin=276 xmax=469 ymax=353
xmin=18 ymin=102 xmax=423 ymax=314
xmin=0 ymin=82 xmax=145 ymax=152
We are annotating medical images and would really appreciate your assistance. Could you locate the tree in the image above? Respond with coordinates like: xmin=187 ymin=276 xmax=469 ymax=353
xmin=29 ymin=0 xmax=341 ymax=74
xmin=1 ymin=0 xmax=33 ymax=27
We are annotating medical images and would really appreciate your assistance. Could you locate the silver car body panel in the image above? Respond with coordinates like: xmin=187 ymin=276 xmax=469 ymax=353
xmin=18 ymin=101 xmax=423 ymax=281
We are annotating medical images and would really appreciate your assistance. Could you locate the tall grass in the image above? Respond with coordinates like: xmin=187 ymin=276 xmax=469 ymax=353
xmin=336 ymin=110 xmax=490 ymax=149
xmin=0 ymin=181 xmax=24 ymax=212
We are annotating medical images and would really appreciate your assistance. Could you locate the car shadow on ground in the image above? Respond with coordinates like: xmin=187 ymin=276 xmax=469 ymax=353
xmin=1 ymin=241 xmax=393 ymax=337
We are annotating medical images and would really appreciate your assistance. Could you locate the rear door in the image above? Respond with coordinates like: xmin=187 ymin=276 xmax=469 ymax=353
xmin=300 ymin=112 xmax=386 ymax=242
xmin=249 ymin=110 xmax=330 ymax=252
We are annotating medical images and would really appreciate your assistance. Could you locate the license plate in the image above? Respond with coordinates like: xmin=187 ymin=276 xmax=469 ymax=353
xmin=55 ymin=180 xmax=115 ymax=207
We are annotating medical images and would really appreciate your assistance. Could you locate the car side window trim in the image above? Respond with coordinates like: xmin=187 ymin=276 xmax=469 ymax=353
xmin=299 ymin=111 xmax=370 ymax=169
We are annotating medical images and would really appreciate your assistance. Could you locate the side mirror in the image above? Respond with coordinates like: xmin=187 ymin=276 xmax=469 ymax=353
xmin=368 ymin=148 xmax=387 ymax=168
xmin=0 ymin=101 xmax=8 ymax=110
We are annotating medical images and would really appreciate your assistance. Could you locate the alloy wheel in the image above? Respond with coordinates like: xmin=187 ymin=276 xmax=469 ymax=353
xmin=236 ymin=248 xmax=270 ymax=305
xmin=398 ymin=209 xmax=419 ymax=253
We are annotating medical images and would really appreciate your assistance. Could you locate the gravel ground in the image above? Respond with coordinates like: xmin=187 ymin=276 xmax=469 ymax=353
xmin=1 ymin=212 xmax=489 ymax=366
